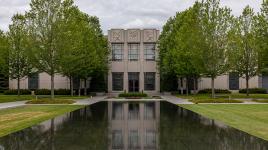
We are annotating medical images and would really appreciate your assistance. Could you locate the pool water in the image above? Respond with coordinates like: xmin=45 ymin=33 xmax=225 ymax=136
xmin=0 ymin=101 xmax=267 ymax=150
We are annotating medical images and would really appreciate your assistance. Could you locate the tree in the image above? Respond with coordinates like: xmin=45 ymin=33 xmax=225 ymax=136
xmin=199 ymin=0 xmax=233 ymax=98
xmin=57 ymin=2 xmax=109 ymax=96
xmin=0 ymin=30 xmax=9 ymax=78
xmin=256 ymin=0 xmax=268 ymax=75
xmin=26 ymin=0 xmax=66 ymax=99
xmin=75 ymin=15 xmax=108 ymax=96
xmin=56 ymin=1 xmax=85 ymax=96
xmin=8 ymin=14 xmax=32 ymax=96
xmin=159 ymin=3 xmax=205 ymax=95
xmin=228 ymin=6 xmax=259 ymax=96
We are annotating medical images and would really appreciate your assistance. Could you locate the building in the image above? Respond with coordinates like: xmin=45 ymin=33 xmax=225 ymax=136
xmin=107 ymin=29 xmax=160 ymax=95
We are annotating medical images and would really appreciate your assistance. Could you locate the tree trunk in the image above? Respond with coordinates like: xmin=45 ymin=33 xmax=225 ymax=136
xmin=193 ymin=77 xmax=197 ymax=95
xmin=17 ymin=77 xmax=20 ymax=97
xmin=186 ymin=77 xmax=189 ymax=96
xmin=78 ymin=79 xmax=81 ymax=97
xmin=246 ymin=74 xmax=249 ymax=96
xmin=51 ymin=73 xmax=55 ymax=100
xmin=84 ymin=79 xmax=87 ymax=96
xmin=211 ymin=77 xmax=215 ymax=98
xmin=180 ymin=77 xmax=184 ymax=95
xmin=70 ymin=76 xmax=74 ymax=96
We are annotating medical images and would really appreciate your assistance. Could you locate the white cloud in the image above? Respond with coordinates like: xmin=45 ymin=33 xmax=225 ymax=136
xmin=0 ymin=0 xmax=263 ymax=34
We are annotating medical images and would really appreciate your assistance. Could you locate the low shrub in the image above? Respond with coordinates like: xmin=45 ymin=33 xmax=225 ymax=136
xmin=35 ymin=89 xmax=51 ymax=95
xmin=55 ymin=89 xmax=71 ymax=95
xmin=35 ymin=89 xmax=71 ymax=95
xmin=118 ymin=92 xmax=148 ymax=98
xmin=26 ymin=99 xmax=75 ymax=104
xmin=4 ymin=89 xmax=31 ymax=95
xmin=198 ymin=89 xmax=231 ymax=94
xmin=239 ymin=88 xmax=267 ymax=94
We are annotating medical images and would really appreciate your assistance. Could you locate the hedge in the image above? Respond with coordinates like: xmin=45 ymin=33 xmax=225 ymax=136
xmin=118 ymin=92 xmax=148 ymax=98
xmin=4 ymin=89 xmax=31 ymax=95
xmin=198 ymin=89 xmax=231 ymax=94
xmin=4 ymin=89 xmax=71 ymax=95
xmin=239 ymin=88 xmax=267 ymax=94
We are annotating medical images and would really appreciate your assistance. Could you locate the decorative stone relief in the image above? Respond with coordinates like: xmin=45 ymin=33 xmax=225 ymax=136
xmin=111 ymin=30 xmax=124 ymax=42
xmin=144 ymin=30 xmax=155 ymax=42
xmin=128 ymin=30 xmax=140 ymax=42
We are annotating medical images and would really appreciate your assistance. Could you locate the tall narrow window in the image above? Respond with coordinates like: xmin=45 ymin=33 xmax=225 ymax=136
xmin=112 ymin=73 xmax=123 ymax=91
xmin=145 ymin=130 xmax=156 ymax=149
xmin=144 ymin=72 xmax=156 ymax=91
xmin=112 ymin=130 xmax=123 ymax=149
xmin=128 ymin=103 xmax=140 ymax=120
xmin=112 ymin=43 xmax=124 ymax=61
xmin=28 ymin=73 xmax=39 ymax=90
xmin=144 ymin=43 xmax=156 ymax=61
xmin=128 ymin=43 xmax=139 ymax=61
xmin=128 ymin=130 xmax=140 ymax=149
xmin=229 ymin=72 xmax=239 ymax=90
xmin=112 ymin=102 xmax=124 ymax=120
xmin=144 ymin=102 xmax=155 ymax=120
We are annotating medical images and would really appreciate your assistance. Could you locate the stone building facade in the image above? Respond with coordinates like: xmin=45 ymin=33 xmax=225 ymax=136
xmin=107 ymin=29 xmax=160 ymax=95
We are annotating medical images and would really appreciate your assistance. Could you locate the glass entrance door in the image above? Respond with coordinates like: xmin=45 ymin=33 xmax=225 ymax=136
xmin=128 ymin=73 xmax=139 ymax=92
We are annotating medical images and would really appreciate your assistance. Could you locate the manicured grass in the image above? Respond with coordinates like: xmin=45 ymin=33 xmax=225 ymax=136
xmin=189 ymin=99 xmax=243 ymax=104
xmin=177 ymin=93 xmax=268 ymax=103
xmin=0 ymin=95 xmax=90 ymax=103
xmin=177 ymin=94 xmax=243 ymax=103
xmin=26 ymin=99 xmax=75 ymax=104
xmin=179 ymin=104 xmax=268 ymax=141
xmin=0 ymin=105 xmax=83 ymax=137
xmin=0 ymin=95 xmax=34 ymax=103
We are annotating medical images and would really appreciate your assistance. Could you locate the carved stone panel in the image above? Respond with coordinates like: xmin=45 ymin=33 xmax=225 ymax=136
xmin=127 ymin=29 xmax=140 ymax=42
xmin=144 ymin=29 xmax=156 ymax=42
xmin=110 ymin=30 xmax=124 ymax=43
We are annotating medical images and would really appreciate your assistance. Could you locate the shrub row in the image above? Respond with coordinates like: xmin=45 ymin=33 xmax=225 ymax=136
xmin=198 ymin=89 xmax=231 ymax=94
xmin=4 ymin=89 xmax=32 ymax=95
xmin=119 ymin=92 xmax=148 ymax=98
xmin=239 ymin=88 xmax=267 ymax=94
xmin=4 ymin=89 xmax=71 ymax=95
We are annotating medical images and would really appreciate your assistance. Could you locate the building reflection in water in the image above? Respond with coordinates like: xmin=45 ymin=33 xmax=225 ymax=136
xmin=108 ymin=101 xmax=160 ymax=150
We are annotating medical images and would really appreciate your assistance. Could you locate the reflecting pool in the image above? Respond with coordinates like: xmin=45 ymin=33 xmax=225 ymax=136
xmin=0 ymin=101 xmax=267 ymax=150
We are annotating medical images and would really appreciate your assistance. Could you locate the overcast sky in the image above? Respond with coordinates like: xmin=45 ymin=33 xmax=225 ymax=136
xmin=0 ymin=0 xmax=263 ymax=34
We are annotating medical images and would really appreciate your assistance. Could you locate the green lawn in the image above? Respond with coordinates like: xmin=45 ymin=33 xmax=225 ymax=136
xmin=179 ymin=104 xmax=268 ymax=141
xmin=0 ymin=105 xmax=83 ymax=137
xmin=0 ymin=95 xmax=90 ymax=103
xmin=177 ymin=93 xmax=268 ymax=103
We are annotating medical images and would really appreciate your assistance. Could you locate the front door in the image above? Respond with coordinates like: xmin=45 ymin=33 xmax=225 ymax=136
xmin=128 ymin=73 xmax=139 ymax=92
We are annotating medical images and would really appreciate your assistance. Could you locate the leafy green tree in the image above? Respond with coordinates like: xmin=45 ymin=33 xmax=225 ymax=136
xmin=75 ymin=16 xmax=108 ymax=96
xmin=26 ymin=0 xmax=66 ymax=99
xmin=0 ymin=30 xmax=9 ymax=78
xmin=228 ymin=6 xmax=259 ymax=96
xmin=256 ymin=1 xmax=268 ymax=75
xmin=56 ymin=1 xmax=85 ymax=96
xmin=199 ymin=0 xmax=233 ymax=98
xmin=8 ymin=14 xmax=32 ymax=96
xmin=57 ymin=2 xmax=108 ymax=96
xmin=160 ymin=3 xmax=205 ymax=95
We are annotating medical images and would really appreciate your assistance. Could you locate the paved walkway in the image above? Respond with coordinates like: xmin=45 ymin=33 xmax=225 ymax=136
xmin=74 ymin=96 xmax=107 ymax=105
xmin=0 ymin=96 xmax=107 ymax=110
xmin=161 ymin=95 xmax=193 ymax=104
xmin=0 ymin=101 xmax=27 ymax=110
